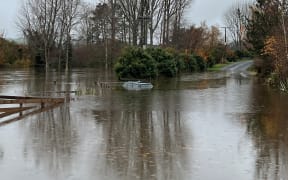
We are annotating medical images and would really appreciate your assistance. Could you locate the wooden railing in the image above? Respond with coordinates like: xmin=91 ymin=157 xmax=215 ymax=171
xmin=0 ymin=95 xmax=66 ymax=126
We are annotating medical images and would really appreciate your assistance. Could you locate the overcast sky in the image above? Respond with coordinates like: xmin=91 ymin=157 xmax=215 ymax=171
xmin=185 ymin=0 xmax=242 ymax=26
xmin=0 ymin=0 xmax=249 ymax=39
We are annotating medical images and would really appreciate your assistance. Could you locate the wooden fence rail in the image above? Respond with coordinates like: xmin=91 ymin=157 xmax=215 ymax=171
xmin=0 ymin=95 xmax=66 ymax=126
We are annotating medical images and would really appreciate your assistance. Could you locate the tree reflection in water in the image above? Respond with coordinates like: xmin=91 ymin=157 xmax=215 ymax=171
xmin=92 ymin=110 xmax=190 ymax=180
xmin=21 ymin=104 xmax=78 ymax=179
xmin=245 ymin=83 xmax=288 ymax=180
xmin=6 ymin=68 xmax=288 ymax=179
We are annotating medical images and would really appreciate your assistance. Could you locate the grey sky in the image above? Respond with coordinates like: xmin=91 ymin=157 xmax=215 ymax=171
xmin=0 ymin=0 xmax=247 ymax=39
xmin=0 ymin=0 xmax=22 ymax=38
xmin=185 ymin=0 xmax=242 ymax=26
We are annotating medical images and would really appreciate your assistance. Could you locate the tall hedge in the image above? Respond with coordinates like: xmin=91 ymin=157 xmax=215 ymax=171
xmin=115 ymin=46 xmax=209 ymax=79
xmin=146 ymin=48 xmax=179 ymax=77
xmin=114 ymin=47 xmax=157 ymax=79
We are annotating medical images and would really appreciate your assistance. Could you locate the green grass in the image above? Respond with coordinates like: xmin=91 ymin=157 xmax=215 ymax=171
xmin=207 ymin=58 xmax=254 ymax=72
xmin=207 ymin=63 xmax=231 ymax=71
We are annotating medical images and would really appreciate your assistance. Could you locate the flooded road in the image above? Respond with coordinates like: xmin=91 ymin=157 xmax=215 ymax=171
xmin=0 ymin=68 xmax=288 ymax=180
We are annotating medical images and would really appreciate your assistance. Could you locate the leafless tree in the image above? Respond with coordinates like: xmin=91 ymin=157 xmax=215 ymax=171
xmin=172 ymin=0 xmax=192 ymax=44
xmin=59 ymin=0 xmax=81 ymax=72
xmin=77 ymin=3 xmax=94 ymax=45
xmin=0 ymin=30 xmax=5 ymax=38
xmin=18 ymin=0 xmax=62 ymax=71
xmin=77 ymin=0 xmax=192 ymax=48
xmin=160 ymin=0 xmax=176 ymax=45
xmin=104 ymin=0 xmax=118 ymax=62
xmin=118 ymin=0 xmax=141 ymax=46
xmin=160 ymin=0 xmax=192 ymax=45
xmin=224 ymin=1 xmax=251 ymax=50
xmin=148 ymin=0 xmax=162 ymax=45
xmin=106 ymin=0 xmax=117 ymax=45
xmin=18 ymin=0 xmax=81 ymax=71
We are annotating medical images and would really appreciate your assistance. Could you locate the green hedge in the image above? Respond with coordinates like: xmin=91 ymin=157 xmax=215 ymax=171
xmin=115 ymin=47 xmax=209 ymax=79
xmin=115 ymin=47 xmax=157 ymax=79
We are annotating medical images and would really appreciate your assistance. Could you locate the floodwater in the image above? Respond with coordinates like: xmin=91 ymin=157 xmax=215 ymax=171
xmin=0 ymin=68 xmax=288 ymax=180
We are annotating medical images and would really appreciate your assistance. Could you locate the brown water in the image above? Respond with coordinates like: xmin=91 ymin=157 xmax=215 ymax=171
xmin=0 ymin=68 xmax=288 ymax=180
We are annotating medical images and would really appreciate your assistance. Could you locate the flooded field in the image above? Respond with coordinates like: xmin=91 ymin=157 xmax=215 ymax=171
xmin=0 ymin=68 xmax=288 ymax=180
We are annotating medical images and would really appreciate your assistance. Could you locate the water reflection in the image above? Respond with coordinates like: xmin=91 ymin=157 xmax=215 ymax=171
xmin=93 ymin=110 xmax=189 ymax=180
xmin=2 ymin=68 xmax=288 ymax=180
xmin=21 ymin=105 xmax=77 ymax=179
xmin=246 ymin=83 xmax=288 ymax=180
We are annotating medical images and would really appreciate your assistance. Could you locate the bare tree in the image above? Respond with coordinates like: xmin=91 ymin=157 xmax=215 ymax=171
xmin=18 ymin=0 xmax=81 ymax=71
xmin=77 ymin=3 xmax=94 ymax=45
xmin=160 ymin=0 xmax=192 ymax=45
xmin=77 ymin=0 xmax=192 ymax=48
xmin=0 ymin=30 xmax=5 ymax=38
xmin=105 ymin=0 xmax=117 ymax=62
xmin=59 ymin=0 xmax=81 ymax=72
xmin=172 ymin=0 xmax=192 ymax=44
xmin=118 ymin=0 xmax=141 ymax=45
xmin=161 ymin=0 xmax=176 ymax=45
xmin=224 ymin=1 xmax=251 ymax=50
xmin=19 ymin=0 xmax=62 ymax=70
xmin=148 ymin=0 xmax=162 ymax=45
xmin=107 ymin=0 xmax=117 ymax=45
xmin=89 ymin=3 xmax=110 ymax=67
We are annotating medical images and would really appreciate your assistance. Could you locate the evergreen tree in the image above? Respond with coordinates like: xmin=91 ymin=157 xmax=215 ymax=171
xmin=246 ymin=0 xmax=281 ymax=54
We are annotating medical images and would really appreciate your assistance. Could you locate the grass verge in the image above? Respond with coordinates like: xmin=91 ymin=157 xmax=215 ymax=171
xmin=207 ymin=63 xmax=232 ymax=71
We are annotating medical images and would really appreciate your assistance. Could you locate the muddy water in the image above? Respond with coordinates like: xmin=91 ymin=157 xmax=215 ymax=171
xmin=0 ymin=68 xmax=288 ymax=180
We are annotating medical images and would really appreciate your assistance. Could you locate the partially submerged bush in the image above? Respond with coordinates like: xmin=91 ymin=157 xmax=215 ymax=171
xmin=115 ymin=47 xmax=210 ymax=79
xmin=146 ymin=47 xmax=178 ymax=77
xmin=115 ymin=47 xmax=157 ymax=79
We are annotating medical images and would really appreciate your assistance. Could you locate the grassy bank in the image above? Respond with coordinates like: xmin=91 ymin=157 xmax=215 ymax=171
xmin=207 ymin=62 xmax=232 ymax=71
xmin=208 ymin=58 xmax=254 ymax=72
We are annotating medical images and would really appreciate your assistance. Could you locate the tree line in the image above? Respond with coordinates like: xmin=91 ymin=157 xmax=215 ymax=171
xmin=4 ymin=0 xmax=287 ymax=89
xmin=17 ymin=0 xmax=195 ymax=70
xmin=18 ymin=0 xmax=81 ymax=71
xmin=0 ymin=34 xmax=31 ymax=67
xmin=224 ymin=0 xmax=288 ymax=89
xmin=1 ymin=0 xmax=255 ymax=75
xmin=247 ymin=0 xmax=288 ymax=84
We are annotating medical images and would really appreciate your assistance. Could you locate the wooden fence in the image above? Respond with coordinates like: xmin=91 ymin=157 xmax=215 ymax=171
xmin=0 ymin=95 xmax=66 ymax=126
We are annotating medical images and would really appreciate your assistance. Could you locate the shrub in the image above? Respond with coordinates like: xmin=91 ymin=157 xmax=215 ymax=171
xmin=115 ymin=46 xmax=211 ymax=78
xmin=206 ymin=56 xmax=216 ymax=68
xmin=175 ymin=53 xmax=186 ymax=72
xmin=0 ymin=38 xmax=31 ymax=67
xmin=13 ymin=58 xmax=32 ymax=67
xmin=146 ymin=47 xmax=178 ymax=77
xmin=194 ymin=55 xmax=206 ymax=71
xmin=226 ymin=49 xmax=237 ymax=62
xmin=208 ymin=46 xmax=226 ymax=64
xmin=115 ymin=47 xmax=157 ymax=79
xmin=186 ymin=55 xmax=198 ymax=72
xmin=235 ymin=50 xmax=253 ymax=59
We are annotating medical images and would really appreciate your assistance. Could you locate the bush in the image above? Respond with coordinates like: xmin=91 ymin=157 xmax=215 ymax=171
xmin=206 ymin=56 xmax=216 ymax=68
xmin=115 ymin=46 xmax=211 ymax=79
xmin=208 ymin=46 xmax=226 ymax=64
xmin=235 ymin=50 xmax=253 ymax=59
xmin=175 ymin=53 xmax=186 ymax=72
xmin=0 ymin=38 xmax=32 ymax=67
xmin=146 ymin=47 xmax=178 ymax=77
xmin=185 ymin=55 xmax=198 ymax=72
xmin=115 ymin=47 xmax=157 ymax=79
xmin=194 ymin=55 xmax=206 ymax=71
xmin=13 ymin=58 xmax=32 ymax=67
xmin=226 ymin=49 xmax=237 ymax=62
